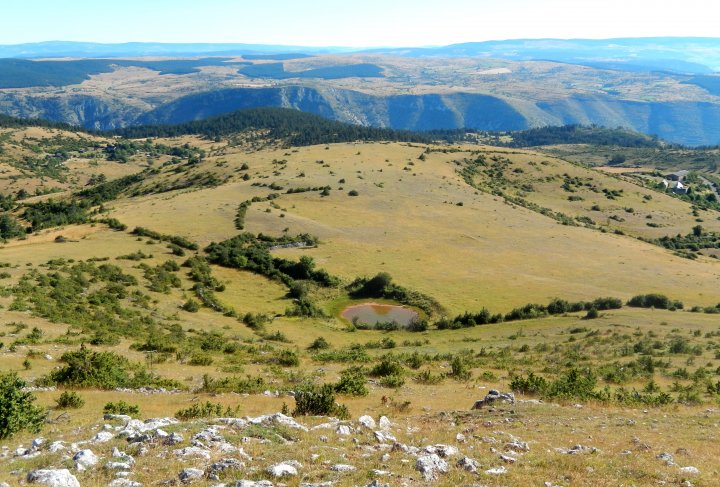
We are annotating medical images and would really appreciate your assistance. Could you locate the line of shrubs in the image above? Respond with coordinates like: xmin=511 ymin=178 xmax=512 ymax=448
xmin=437 ymin=296 xmax=623 ymax=329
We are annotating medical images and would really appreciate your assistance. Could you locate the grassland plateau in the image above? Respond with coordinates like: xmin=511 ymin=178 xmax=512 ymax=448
xmin=0 ymin=110 xmax=719 ymax=486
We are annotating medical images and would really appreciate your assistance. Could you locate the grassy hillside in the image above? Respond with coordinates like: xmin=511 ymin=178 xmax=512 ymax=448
xmin=1 ymin=122 xmax=720 ymax=486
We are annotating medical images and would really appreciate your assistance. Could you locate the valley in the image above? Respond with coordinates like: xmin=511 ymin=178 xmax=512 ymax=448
xmin=2 ymin=47 xmax=720 ymax=145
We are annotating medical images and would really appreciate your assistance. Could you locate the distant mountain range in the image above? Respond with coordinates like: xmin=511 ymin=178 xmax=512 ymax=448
xmin=3 ymin=38 xmax=719 ymax=73
xmin=1 ymin=38 xmax=719 ymax=146
xmin=367 ymin=37 xmax=720 ymax=73
xmin=0 ymin=41 xmax=349 ymax=58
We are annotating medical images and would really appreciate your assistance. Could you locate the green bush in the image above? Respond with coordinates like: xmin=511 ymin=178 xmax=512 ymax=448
xmin=449 ymin=355 xmax=472 ymax=381
xmin=510 ymin=372 xmax=548 ymax=395
xmin=627 ymin=294 xmax=683 ymax=310
xmin=199 ymin=374 xmax=266 ymax=394
xmin=181 ymin=299 xmax=200 ymax=312
xmin=49 ymin=347 xmax=134 ymax=389
xmin=103 ymin=401 xmax=140 ymax=415
xmin=293 ymin=385 xmax=349 ymax=419
xmin=369 ymin=358 xmax=404 ymax=378
xmin=414 ymin=369 xmax=444 ymax=384
xmin=277 ymin=350 xmax=300 ymax=367
xmin=308 ymin=337 xmax=330 ymax=350
xmin=55 ymin=391 xmax=85 ymax=409
xmin=379 ymin=374 xmax=405 ymax=388
xmin=334 ymin=367 xmax=368 ymax=396
xmin=0 ymin=373 xmax=46 ymax=439
xmin=189 ymin=353 xmax=213 ymax=366
xmin=584 ymin=308 xmax=599 ymax=320
xmin=175 ymin=401 xmax=239 ymax=420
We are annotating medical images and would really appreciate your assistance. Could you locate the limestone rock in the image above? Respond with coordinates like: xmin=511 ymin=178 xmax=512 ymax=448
xmin=424 ymin=444 xmax=459 ymax=458
xmin=108 ymin=480 xmax=142 ymax=487
xmin=207 ymin=458 xmax=245 ymax=480
xmin=267 ymin=462 xmax=298 ymax=477
xmin=94 ymin=431 xmax=114 ymax=443
xmin=73 ymin=449 xmax=99 ymax=471
xmin=179 ymin=468 xmax=205 ymax=483
xmin=485 ymin=465 xmax=508 ymax=475
xmin=27 ymin=469 xmax=80 ymax=487
xmin=358 ymin=415 xmax=376 ymax=429
xmin=173 ymin=446 xmax=212 ymax=460
xmin=457 ymin=456 xmax=480 ymax=473
xmin=378 ymin=416 xmax=392 ymax=430
xmin=164 ymin=432 xmax=184 ymax=445
xmin=471 ymin=390 xmax=515 ymax=409
xmin=415 ymin=453 xmax=449 ymax=481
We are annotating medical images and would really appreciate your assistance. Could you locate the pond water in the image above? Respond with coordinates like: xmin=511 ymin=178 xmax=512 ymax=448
xmin=341 ymin=302 xmax=419 ymax=328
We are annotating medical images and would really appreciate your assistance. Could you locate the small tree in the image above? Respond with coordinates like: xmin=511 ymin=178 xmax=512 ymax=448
xmin=0 ymin=373 xmax=46 ymax=439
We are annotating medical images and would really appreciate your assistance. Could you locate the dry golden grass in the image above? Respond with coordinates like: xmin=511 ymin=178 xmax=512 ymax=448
xmin=95 ymin=141 xmax=720 ymax=314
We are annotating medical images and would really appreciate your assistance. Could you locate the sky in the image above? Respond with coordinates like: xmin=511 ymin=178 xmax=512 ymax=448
xmin=1 ymin=0 xmax=717 ymax=47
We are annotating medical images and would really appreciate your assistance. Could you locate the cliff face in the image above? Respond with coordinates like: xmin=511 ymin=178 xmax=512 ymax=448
xmin=0 ymin=93 xmax=144 ymax=130
xmin=137 ymin=87 xmax=529 ymax=133
xmin=2 ymin=86 xmax=719 ymax=146
xmin=139 ymin=87 xmax=720 ymax=145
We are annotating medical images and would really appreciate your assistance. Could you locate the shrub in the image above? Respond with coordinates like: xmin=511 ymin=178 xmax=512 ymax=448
xmin=50 ymin=347 xmax=134 ymax=389
xmin=308 ymin=337 xmax=330 ymax=351
xmin=547 ymin=368 xmax=599 ymax=400
xmin=414 ymin=369 xmax=444 ymax=384
xmin=277 ymin=350 xmax=300 ymax=367
xmin=627 ymin=294 xmax=683 ymax=310
xmin=293 ymin=385 xmax=349 ymax=419
xmin=348 ymin=190 xmax=359 ymax=196
xmin=103 ymin=401 xmax=140 ymax=415
xmin=370 ymin=359 xmax=404 ymax=378
xmin=584 ymin=308 xmax=599 ymax=320
xmin=334 ymin=367 xmax=368 ymax=396
xmin=510 ymin=372 xmax=548 ymax=395
xmin=407 ymin=319 xmax=428 ymax=332
xmin=55 ymin=391 xmax=85 ymax=409
xmin=189 ymin=353 xmax=214 ymax=366
xmin=379 ymin=374 xmax=405 ymax=388
xmin=181 ymin=299 xmax=200 ymax=312
xmin=0 ymin=373 xmax=46 ymax=439
xmin=175 ymin=401 xmax=239 ymax=420
xmin=449 ymin=355 xmax=472 ymax=381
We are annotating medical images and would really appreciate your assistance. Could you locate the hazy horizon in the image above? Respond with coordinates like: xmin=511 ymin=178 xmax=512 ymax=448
xmin=3 ymin=0 xmax=717 ymax=47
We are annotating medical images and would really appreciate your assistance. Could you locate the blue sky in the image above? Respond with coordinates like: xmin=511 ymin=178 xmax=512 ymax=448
xmin=1 ymin=0 xmax=716 ymax=46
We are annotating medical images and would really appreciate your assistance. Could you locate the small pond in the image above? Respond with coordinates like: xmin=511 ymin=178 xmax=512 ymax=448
xmin=341 ymin=302 xmax=419 ymax=328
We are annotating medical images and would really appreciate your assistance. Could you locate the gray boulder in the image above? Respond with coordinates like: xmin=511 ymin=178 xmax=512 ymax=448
xmin=416 ymin=453 xmax=449 ymax=481
xmin=179 ymin=468 xmax=205 ymax=483
xmin=457 ymin=456 xmax=480 ymax=473
xmin=173 ymin=446 xmax=212 ymax=460
xmin=73 ymin=449 xmax=99 ymax=471
xmin=108 ymin=480 xmax=142 ymax=487
xmin=207 ymin=458 xmax=245 ymax=480
xmin=267 ymin=461 xmax=300 ymax=477
xmin=27 ymin=469 xmax=80 ymax=487
xmin=471 ymin=390 xmax=515 ymax=409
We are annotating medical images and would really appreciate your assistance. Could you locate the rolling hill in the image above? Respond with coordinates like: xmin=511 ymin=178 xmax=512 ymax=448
xmin=1 ymin=110 xmax=720 ymax=487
